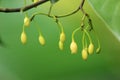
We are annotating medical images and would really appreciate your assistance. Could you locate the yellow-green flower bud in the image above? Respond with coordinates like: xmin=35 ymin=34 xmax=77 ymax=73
xmin=21 ymin=31 xmax=27 ymax=44
xmin=70 ymin=40 xmax=78 ymax=54
xmin=39 ymin=35 xmax=45 ymax=46
xmin=60 ymin=32 xmax=65 ymax=43
xmin=33 ymin=0 xmax=39 ymax=3
xmin=96 ymin=48 xmax=101 ymax=54
xmin=88 ymin=43 xmax=94 ymax=55
xmin=59 ymin=41 xmax=63 ymax=50
xmin=82 ymin=49 xmax=88 ymax=60
xmin=24 ymin=16 xmax=30 ymax=27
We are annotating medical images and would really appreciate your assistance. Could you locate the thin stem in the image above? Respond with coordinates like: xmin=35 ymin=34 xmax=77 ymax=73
xmin=72 ymin=27 xmax=81 ymax=41
xmin=33 ymin=20 xmax=42 ymax=35
xmin=56 ymin=7 xmax=80 ymax=18
xmin=52 ymin=15 xmax=64 ymax=32
xmin=82 ymin=14 xmax=86 ymax=21
xmin=81 ymin=8 xmax=93 ymax=31
xmin=57 ymin=22 xmax=64 ymax=32
xmin=82 ymin=32 xmax=85 ymax=49
xmin=84 ymin=29 xmax=92 ymax=43
xmin=48 ymin=4 xmax=53 ymax=16
xmin=22 ymin=25 xmax=25 ymax=32
xmin=80 ymin=14 xmax=86 ymax=29
xmin=93 ymin=29 xmax=101 ymax=49
xmin=56 ymin=0 xmax=85 ymax=18
xmin=30 ymin=12 xmax=48 ymax=21
xmin=85 ymin=35 xmax=88 ymax=48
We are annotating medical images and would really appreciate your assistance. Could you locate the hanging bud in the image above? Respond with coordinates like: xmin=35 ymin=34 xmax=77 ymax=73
xmin=96 ymin=48 xmax=101 ymax=54
xmin=88 ymin=43 xmax=94 ymax=55
xmin=24 ymin=16 xmax=30 ymax=27
xmin=70 ymin=40 xmax=78 ymax=54
xmin=59 ymin=41 xmax=63 ymax=50
xmin=82 ymin=49 xmax=88 ymax=60
xmin=21 ymin=31 xmax=27 ymax=44
xmin=60 ymin=32 xmax=65 ymax=43
xmin=39 ymin=35 xmax=45 ymax=46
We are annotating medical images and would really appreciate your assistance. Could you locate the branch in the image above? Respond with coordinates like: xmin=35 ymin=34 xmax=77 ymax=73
xmin=0 ymin=0 xmax=49 ymax=13
xmin=56 ymin=0 xmax=85 ymax=18
xmin=30 ymin=0 xmax=85 ymax=20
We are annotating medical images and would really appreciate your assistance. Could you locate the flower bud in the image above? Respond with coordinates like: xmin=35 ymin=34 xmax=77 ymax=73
xmin=88 ymin=43 xmax=94 ymax=55
xmin=82 ymin=49 xmax=88 ymax=60
xmin=39 ymin=35 xmax=45 ymax=46
xmin=59 ymin=41 xmax=63 ymax=50
xmin=21 ymin=31 xmax=27 ymax=44
xmin=60 ymin=32 xmax=65 ymax=42
xmin=33 ymin=0 xmax=39 ymax=3
xmin=70 ymin=40 xmax=78 ymax=54
xmin=96 ymin=48 xmax=101 ymax=54
xmin=24 ymin=16 xmax=30 ymax=27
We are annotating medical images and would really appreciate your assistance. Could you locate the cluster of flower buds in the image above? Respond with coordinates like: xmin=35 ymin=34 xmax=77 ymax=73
xmin=21 ymin=15 xmax=30 ymax=44
xmin=70 ymin=40 xmax=78 ymax=54
xmin=20 ymin=0 xmax=101 ymax=61
xmin=21 ymin=15 xmax=46 ymax=46
xmin=69 ymin=14 xmax=101 ymax=61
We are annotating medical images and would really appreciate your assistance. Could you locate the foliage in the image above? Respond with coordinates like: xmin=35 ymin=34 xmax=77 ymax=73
xmin=88 ymin=0 xmax=120 ymax=41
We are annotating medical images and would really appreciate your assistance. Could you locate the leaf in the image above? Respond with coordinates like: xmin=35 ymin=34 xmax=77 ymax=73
xmin=87 ymin=0 xmax=120 ymax=41
xmin=50 ymin=0 xmax=59 ymax=4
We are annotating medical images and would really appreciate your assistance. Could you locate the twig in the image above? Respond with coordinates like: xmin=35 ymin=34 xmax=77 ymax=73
xmin=30 ymin=0 xmax=85 ymax=20
xmin=0 ymin=0 xmax=49 ymax=13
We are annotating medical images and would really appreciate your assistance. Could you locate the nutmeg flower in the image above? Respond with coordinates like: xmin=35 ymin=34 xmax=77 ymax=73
xmin=82 ymin=49 xmax=88 ymax=60
xmin=21 ymin=31 xmax=27 ymax=44
xmin=70 ymin=40 xmax=78 ymax=54
xmin=24 ymin=16 xmax=30 ymax=27
xmin=96 ymin=48 xmax=101 ymax=54
xmin=88 ymin=43 xmax=94 ymax=54
xmin=39 ymin=35 xmax=45 ymax=46
xmin=60 ymin=32 xmax=65 ymax=43
xmin=59 ymin=41 xmax=63 ymax=50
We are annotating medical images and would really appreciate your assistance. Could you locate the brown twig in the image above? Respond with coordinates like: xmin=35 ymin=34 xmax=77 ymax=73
xmin=0 ymin=0 xmax=49 ymax=13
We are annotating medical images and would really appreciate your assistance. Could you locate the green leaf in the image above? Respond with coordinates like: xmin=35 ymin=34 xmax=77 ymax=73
xmin=50 ymin=0 xmax=59 ymax=4
xmin=87 ymin=0 xmax=120 ymax=41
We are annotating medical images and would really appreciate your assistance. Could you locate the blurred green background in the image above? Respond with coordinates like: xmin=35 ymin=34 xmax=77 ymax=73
xmin=0 ymin=0 xmax=120 ymax=80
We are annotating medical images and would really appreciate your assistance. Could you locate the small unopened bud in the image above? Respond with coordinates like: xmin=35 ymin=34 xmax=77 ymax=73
xmin=70 ymin=40 xmax=78 ymax=54
xmin=24 ymin=16 xmax=30 ymax=27
xmin=59 ymin=41 xmax=63 ymax=50
xmin=60 ymin=32 xmax=65 ymax=42
xmin=88 ymin=43 xmax=94 ymax=55
xmin=96 ymin=48 xmax=101 ymax=54
xmin=39 ymin=35 xmax=45 ymax=46
xmin=21 ymin=31 xmax=27 ymax=44
xmin=82 ymin=49 xmax=88 ymax=60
